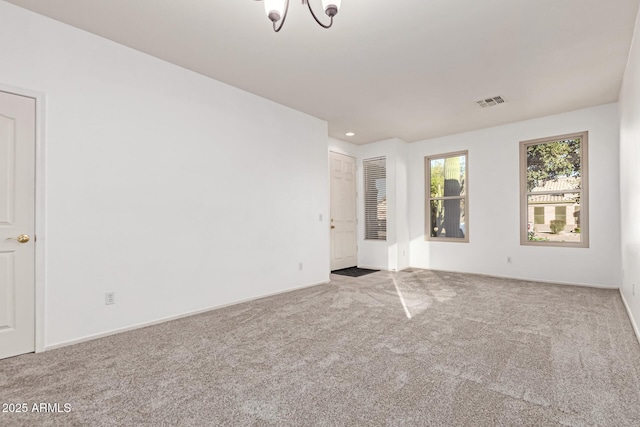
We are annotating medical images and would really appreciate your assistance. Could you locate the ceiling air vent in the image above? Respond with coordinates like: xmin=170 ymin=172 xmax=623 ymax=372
xmin=477 ymin=96 xmax=506 ymax=108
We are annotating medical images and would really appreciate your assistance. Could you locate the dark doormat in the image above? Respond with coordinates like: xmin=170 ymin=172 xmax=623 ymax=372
xmin=331 ymin=267 xmax=379 ymax=277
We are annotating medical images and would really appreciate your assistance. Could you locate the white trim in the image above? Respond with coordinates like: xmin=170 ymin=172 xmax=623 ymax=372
xmin=0 ymin=83 xmax=46 ymax=354
xmin=425 ymin=150 xmax=470 ymax=243
xmin=488 ymin=273 xmax=615 ymax=289
xmin=355 ymin=265 xmax=389 ymax=271
xmin=45 ymin=280 xmax=329 ymax=351
xmin=620 ymin=290 xmax=640 ymax=345
xmin=410 ymin=267 xmax=618 ymax=289
xmin=519 ymin=131 xmax=589 ymax=248
xmin=362 ymin=156 xmax=387 ymax=242
xmin=348 ymin=266 xmax=410 ymax=273
xmin=329 ymin=150 xmax=356 ymax=160
xmin=329 ymin=150 xmax=358 ymax=271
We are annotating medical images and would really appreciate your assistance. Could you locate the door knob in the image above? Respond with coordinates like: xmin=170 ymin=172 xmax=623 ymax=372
xmin=6 ymin=234 xmax=30 ymax=243
xmin=331 ymin=225 xmax=336 ymax=229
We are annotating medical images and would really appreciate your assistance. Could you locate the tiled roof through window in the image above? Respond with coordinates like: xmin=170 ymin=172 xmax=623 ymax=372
xmin=529 ymin=177 xmax=580 ymax=203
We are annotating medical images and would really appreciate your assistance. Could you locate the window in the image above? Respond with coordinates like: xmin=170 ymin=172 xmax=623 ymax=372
xmin=425 ymin=151 xmax=468 ymax=242
xmin=520 ymin=131 xmax=588 ymax=247
xmin=363 ymin=157 xmax=386 ymax=240
xmin=534 ymin=207 xmax=545 ymax=225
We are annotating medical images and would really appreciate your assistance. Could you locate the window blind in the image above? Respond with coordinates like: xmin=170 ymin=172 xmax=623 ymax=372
xmin=363 ymin=157 xmax=387 ymax=241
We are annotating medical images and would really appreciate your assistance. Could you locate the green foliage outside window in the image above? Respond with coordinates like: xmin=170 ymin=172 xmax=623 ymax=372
xmin=550 ymin=220 xmax=566 ymax=234
xmin=526 ymin=139 xmax=581 ymax=192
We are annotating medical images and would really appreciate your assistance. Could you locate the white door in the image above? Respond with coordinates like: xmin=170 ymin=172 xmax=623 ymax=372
xmin=330 ymin=152 xmax=357 ymax=271
xmin=0 ymin=91 xmax=36 ymax=359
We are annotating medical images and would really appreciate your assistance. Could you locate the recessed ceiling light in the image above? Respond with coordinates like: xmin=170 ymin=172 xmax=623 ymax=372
xmin=345 ymin=132 xmax=355 ymax=137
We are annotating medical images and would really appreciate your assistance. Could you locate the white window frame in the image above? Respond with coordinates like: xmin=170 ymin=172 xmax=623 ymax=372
xmin=363 ymin=156 xmax=387 ymax=241
xmin=425 ymin=150 xmax=469 ymax=242
xmin=519 ymin=131 xmax=589 ymax=248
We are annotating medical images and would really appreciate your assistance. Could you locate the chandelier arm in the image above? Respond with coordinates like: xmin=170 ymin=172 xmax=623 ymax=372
xmin=306 ymin=0 xmax=334 ymax=29
xmin=273 ymin=0 xmax=290 ymax=32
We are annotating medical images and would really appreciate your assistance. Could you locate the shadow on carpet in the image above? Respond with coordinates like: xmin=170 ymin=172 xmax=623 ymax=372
xmin=331 ymin=267 xmax=379 ymax=277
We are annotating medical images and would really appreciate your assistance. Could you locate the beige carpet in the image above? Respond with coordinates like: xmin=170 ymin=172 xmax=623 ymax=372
xmin=1 ymin=269 xmax=639 ymax=426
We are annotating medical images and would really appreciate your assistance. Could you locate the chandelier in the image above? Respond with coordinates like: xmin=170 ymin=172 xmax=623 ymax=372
xmin=257 ymin=0 xmax=342 ymax=32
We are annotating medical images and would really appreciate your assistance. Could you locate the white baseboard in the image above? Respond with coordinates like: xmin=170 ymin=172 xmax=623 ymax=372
xmin=356 ymin=265 xmax=388 ymax=271
xmin=489 ymin=273 xmax=616 ymax=289
xmin=45 ymin=271 xmax=633 ymax=351
xmin=406 ymin=267 xmax=637 ymax=343
xmin=620 ymin=290 xmax=640 ymax=345
xmin=353 ymin=266 xmax=410 ymax=273
xmin=44 ymin=280 xmax=329 ymax=352
xmin=408 ymin=267 xmax=617 ymax=290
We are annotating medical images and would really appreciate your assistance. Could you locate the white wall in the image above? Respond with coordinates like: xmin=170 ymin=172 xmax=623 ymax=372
xmin=330 ymin=136 xmax=411 ymax=271
xmin=357 ymin=140 xmax=395 ymax=269
xmin=328 ymin=137 xmax=358 ymax=158
xmin=408 ymin=103 xmax=621 ymax=288
xmin=395 ymin=140 xmax=411 ymax=271
xmin=356 ymin=138 xmax=411 ymax=271
xmin=0 ymin=1 xmax=329 ymax=348
xmin=618 ymin=8 xmax=640 ymax=337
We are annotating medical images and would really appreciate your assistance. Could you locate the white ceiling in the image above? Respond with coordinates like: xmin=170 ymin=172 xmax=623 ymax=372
xmin=5 ymin=0 xmax=640 ymax=144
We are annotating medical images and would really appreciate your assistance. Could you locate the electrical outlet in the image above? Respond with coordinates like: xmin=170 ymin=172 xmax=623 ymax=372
xmin=299 ymin=263 xmax=303 ymax=271
xmin=507 ymin=256 xmax=512 ymax=264
xmin=105 ymin=292 xmax=115 ymax=305
xmin=319 ymin=214 xmax=323 ymax=221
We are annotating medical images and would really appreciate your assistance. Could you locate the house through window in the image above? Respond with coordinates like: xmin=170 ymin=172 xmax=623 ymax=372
xmin=520 ymin=131 xmax=589 ymax=247
xmin=534 ymin=207 xmax=545 ymax=224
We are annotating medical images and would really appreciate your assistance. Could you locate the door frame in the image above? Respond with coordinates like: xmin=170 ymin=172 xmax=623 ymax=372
xmin=329 ymin=150 xmax=358 ymax=271
xmin=0 ymin=83 xmax=46 ymax=353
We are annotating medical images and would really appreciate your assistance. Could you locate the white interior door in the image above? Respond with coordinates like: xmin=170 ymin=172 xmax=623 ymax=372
xmin=0 ymin=91 xmax=36 ymax=359
xmin=330 ymin=152 xmax=357 ymax=271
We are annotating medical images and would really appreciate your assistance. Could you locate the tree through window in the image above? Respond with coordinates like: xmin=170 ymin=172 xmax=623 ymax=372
xmin=425 ymin=151 xmax=468 ymax=242
xmin=520 ymin=132 xmax=589 ymax=247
